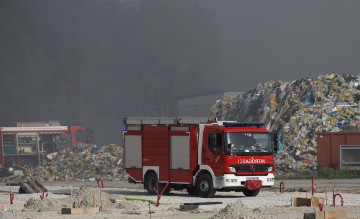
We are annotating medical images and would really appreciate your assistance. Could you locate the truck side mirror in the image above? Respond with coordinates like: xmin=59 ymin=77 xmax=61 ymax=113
xmin=227 ymin=143 xmax=232 ymax=150
xmin=270 ymin=132 xmax=278 ymax=154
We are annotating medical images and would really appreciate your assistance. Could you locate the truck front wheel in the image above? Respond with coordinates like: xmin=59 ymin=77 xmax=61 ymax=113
xmin=186 ymin=186 xmax=197 ymax=196
xmin=196 ymin=174 xmax=216 ymax=198
xmin=145 ymin=173 xmax=171 ymax=195
xmin=243 ymin=188 xmax=260 ymax=197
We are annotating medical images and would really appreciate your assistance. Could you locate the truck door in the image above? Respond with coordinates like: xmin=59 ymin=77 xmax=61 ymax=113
xmin=202 ymin=129 xmax=224 ymax=176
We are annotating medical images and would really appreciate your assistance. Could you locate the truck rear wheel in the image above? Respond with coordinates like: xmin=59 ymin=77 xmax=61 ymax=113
xmin=243 ymin=188 xmax=260 ymax=197
xmin=145 ymin=172 xmax=158 ymax=195
xmin=196 ymin=174 xmax=216 ymax=198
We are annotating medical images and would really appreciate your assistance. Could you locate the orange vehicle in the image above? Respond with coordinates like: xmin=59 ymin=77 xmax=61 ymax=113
xmin=0 ymin=121 xmax=92 ymax=169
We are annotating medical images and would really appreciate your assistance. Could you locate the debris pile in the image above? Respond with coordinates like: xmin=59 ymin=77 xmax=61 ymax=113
xmin=3 ymin=144 xmax=125 ymax=182
xmin=210 ymin=202 xmax=257 ymax=219
xmin=24 ymin=186 xmax=114 ymax=212
xmin=211 ymin=74 xmax=360 ymax=175
xmin=24 ymin=197 xmax=67 ymax=212
xmin=71 ymin=186 xmax=114 ymax=210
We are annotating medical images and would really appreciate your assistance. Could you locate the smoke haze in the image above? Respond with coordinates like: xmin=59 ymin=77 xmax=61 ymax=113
xmin=1 ymin=0 xmax=359 ymax=145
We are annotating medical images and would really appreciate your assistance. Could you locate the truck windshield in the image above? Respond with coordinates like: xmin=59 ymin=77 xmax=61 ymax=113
xmin=225 ymin=132 xmax=272 ymax=155
xmin=76 ymin=128 xmax=93 ymax=143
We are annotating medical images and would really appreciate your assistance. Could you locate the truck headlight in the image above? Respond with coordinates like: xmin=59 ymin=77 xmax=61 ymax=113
xmin=229 ymin=167 xmax=236 ymax=173
xmin=268 ymin=166 xmax=273 ymax=172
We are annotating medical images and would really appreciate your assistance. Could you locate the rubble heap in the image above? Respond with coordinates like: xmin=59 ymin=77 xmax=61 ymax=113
xmin=71 ymin=186 xmax=114 ymax=210
xmin=24 ymin=197 xmax=67 ymax=212
xmin=4 ymin=144 xmax=125 ymax=182
xmin=24 ymin=186 xmax=115 ymax=212
xmin=211 ymin=74 xmax=360 ymax=175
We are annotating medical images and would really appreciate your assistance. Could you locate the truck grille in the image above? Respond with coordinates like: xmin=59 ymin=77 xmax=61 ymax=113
xmin=230 ymin=164 xmax=271 ymax=172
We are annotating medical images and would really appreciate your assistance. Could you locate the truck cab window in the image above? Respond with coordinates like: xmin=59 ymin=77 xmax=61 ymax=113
xmin=76 ymin=129 xmax=93 ymax=143
xmin=208 ymin=133 xmax=223 ymax=153
xmin=225 ymin=132 xmax=272 ymax=155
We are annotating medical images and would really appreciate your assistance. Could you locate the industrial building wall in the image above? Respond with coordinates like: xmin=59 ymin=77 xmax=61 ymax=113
xmin=317 ymin=132 xmax=360 ymax=168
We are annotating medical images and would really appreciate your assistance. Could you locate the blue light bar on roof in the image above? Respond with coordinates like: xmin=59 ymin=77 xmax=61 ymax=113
xmin=223 ymin=122 xmax=264 ymax=127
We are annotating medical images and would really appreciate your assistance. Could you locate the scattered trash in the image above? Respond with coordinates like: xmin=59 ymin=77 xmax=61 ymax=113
xmin=1 ymin=144 xmax=125 ymax=182
xmin=23 ymin=186 xmax=114 ymax=212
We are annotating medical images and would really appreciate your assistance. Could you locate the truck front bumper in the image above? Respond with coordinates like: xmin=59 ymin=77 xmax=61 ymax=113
xmin=214 ymin=173 xmax=275 ymax=189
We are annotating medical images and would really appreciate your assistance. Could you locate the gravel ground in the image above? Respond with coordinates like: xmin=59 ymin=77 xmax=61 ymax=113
xmin=0 ymin=179 xmax=359 ymax=219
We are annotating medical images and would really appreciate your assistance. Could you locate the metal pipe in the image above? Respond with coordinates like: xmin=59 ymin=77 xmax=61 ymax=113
xmin=154 ymin=182 xmax=170 ymax=207
xmin=280 ymin=181 xmax=285 ymax=193
xmin=97 ymin=178 xmax=105 ymax=188
xmin=333 ymin=193 xmax=344 ymax=207
xmin=9 ymin=181 xmax=14 ymax=205
xmin=311 ymin=176 xmax=315 ymax=197
xmin=9 ymin=193 xmax=14 ymax=205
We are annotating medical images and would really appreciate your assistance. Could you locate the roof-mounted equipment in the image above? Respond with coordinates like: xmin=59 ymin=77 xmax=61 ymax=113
xmin=223 ymin=122 xmax=264 ymax=127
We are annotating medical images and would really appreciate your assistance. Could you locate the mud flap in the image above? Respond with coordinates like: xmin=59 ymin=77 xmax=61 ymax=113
xmin=245 ymin=180 xmax=262 ymax=191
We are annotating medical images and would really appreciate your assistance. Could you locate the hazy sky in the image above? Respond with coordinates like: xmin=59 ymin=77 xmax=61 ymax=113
xmin=209 ymin=1 xmax=360 ymax=91
xmin=1 ymin=0 xmax=360 ymax=145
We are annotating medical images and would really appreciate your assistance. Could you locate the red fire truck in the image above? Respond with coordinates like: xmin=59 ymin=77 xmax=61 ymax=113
xmin=123 ymin=117 xmax=277 ymax=198
xmin=0 ymin=121 xmax=93 ymax=170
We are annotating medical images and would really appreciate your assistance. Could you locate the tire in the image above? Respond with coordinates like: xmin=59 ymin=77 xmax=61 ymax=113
xmin=145 ymin=172 xmax=158 ymax=195
xmin=243 ymin=188 xmax=260 ymax=197
xmin=186 ymin=186 xmax=198 ymax=196
xmin=196 ymin=174 xmax=216 ymax=198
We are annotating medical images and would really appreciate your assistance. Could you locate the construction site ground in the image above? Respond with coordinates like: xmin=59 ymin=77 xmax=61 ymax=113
xmin=0 ymin=179 xmax=359 ymax=219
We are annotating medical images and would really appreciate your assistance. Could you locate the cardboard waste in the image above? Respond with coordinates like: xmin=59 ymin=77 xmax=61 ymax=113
xmin=2 ymin=144 xmax=125 ymax=182
xmin=210 ymin=74 xmax=360 ymax=176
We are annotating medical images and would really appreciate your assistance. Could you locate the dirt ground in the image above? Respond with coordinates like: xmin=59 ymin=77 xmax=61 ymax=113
xmin=0 ymin=179 xmax=359 ymax=219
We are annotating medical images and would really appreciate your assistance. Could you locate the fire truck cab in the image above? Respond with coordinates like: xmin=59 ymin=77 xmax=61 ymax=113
xmin=123 ymin=117 xmax=276 ymax=198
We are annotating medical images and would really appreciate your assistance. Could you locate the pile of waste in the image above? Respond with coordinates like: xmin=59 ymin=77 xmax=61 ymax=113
xmin=24 ymin=197 xmax=68 ymax=212
xmin=24 ymin=186 xmax=114 ymax=212
xmin=71 ymin=186 xmax=114 ymax=209
xmin=3 ymin=144 xmax=125 ymax=182
xmin=211 ymin=74 xmax=360 ymax=175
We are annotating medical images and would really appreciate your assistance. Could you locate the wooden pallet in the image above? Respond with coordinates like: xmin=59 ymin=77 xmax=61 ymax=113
xmin=304 ymin=209 xmax=346 ymax=219
xmin=291 ymin=197 xmax=323 ymax=207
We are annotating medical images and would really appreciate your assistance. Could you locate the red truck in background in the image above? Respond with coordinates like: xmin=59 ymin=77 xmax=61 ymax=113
xmin=123 ymin=117 xmax=277 ymax=198
xmin=0 ymin=121 xmax=93 ymax=170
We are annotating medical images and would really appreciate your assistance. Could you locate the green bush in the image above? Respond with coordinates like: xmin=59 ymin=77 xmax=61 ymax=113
xmin=275 ymin=167 xmax=360 ymax=180
xmin=317 ymin=167 xmax=360 ymax=179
